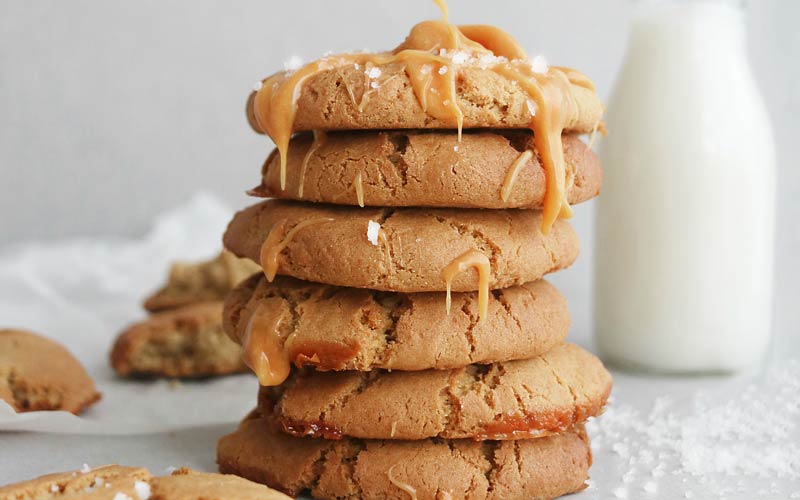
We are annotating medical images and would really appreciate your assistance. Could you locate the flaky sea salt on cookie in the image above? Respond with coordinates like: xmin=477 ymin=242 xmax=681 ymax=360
xmin=0 ymin=329 xmax=100 ymax=414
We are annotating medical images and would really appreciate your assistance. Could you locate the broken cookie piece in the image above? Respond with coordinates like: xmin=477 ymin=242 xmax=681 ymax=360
xmin=143 ymin=250 xmax=261 ymax=313
xmin=110 ymin=302 xmax=246 ymax=378
xmin=0 ymin=329 xmax=101 ymax=414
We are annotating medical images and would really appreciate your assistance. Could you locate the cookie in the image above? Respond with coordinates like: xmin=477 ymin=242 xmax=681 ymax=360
xmin=218 ymin=412 xmax=592 ymax=500
xmin=110 ymin=302 xmax=246 ymax=378
xmin=0 ymin=329 xmax=100 ymax=414
xmin=223 ymin=200 xmax=578 ymax=293
xmin=144 ymin=250 xmax=261 ymax=313
xmin=253 ymin=131 xmax=602 ymax=209
xmin=0 ymin=465 xmax=292 ymax=500
xmin=224 ymin=274 xmax=569 ymax=372
xmin=270 ymin=343 xmax=610 ymax=441
xmin=246 ymin=59 xmax=602 ymax=135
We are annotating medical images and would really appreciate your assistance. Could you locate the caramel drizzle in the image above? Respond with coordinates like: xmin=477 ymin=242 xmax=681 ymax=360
xmin=387 ymin=465 xmax=418 ymax=500
xmin=250 ymin=0 xmax=594 ymax=232
xmin=354 ymin=171 xmax=365 ymax=207
xmin=260 ymin=218 xmax=334 ymax=281
xmin=241 ymin=302 xmax=290 ymax=386
xmin=442 ymin=249 xmax=490 ymax=322
xmin=298 ymin=130 xmax=327 ymax=197
xmin=500 ymin=150 xmax=533 ymax=202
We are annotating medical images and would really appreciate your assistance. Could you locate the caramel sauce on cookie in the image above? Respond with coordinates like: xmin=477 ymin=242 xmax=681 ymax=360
xmin=259 ymin=217 xmax=334 ymax=281
xmin=501 ymin=150 xmax=533 ymax=202
xmin=476 ymin=410 xmax=573 ymax=441
xmin=354 ymin=171 xmax=365 ymax=207
xmin=241 ymin=302 xmax=290 ymax=387
xmin=249 ymin=0 xmax=596 ymax=232
xmin=298 ymin=130 xmax=326 ymax=197
xmin=387 ymin=464 xmax=419 ymax=500
xmin=442 ymin=249 xmax=490 ymax=322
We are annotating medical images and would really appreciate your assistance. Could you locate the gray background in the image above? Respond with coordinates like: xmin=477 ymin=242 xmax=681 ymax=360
xmin=1 ymin=0 xmax=797 ymax=348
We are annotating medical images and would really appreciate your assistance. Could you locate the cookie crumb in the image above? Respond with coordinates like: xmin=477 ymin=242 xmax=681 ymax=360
xmin=367 ymin=221 xmax=381 ymax=246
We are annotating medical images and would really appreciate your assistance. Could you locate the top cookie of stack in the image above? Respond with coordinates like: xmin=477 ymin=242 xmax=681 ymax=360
xmin=220 ymin=3 xmax=610 ymax=499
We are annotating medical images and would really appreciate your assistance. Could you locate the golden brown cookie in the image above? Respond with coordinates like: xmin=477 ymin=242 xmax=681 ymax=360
xmin=110 ymin=302 xmax=246 ymax=378
xmin=218 ymin=412 xmax=592 ymax=500
xmin=223 ymin=200 xmax=578 ymax=293
xmin=247 ymin=60 xmax=603 ymax=135
xmin=0 ymin=329 xmax=100 ymax=414
xmin=0 ymin=465 xmax=291 ymax=500
xmin=254 ymin=131 xmax=602 ymax=209
xmin=270 ymin=343 xmax=610 ymax=441
xmin=224 ymin=274 xmax=570 ymax=372
xmin=144 ymin=250 xmax=261 ymax=313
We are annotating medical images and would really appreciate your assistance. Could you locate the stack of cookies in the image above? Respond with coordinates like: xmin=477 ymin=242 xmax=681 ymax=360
xmin=217 ymin=6 xmax=611 ymax=499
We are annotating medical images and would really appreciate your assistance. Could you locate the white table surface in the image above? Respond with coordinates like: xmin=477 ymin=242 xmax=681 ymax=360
xmin=3 ymin=361 xmax=799 ymax=500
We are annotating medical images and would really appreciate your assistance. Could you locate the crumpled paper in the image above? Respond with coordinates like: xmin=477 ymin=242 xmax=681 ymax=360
xmin=0 ymin=192 xmax=257 ymax=434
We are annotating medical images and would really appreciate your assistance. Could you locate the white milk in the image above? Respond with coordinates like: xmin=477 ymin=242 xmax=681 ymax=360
xmin=594 ymin=0 xmax=775 ymax=372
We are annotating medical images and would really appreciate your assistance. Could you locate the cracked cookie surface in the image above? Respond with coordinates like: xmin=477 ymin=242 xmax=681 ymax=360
xmin=218 ymin=411 xmax=592 ymax=500
xmin=0 ymin=464 xmax=291 ymax=500
xmin=110 ymin=302 xmax=247 ymax=378
xmin=224 ymin=274 xmax=570 ymax=371
xmin=255 ymin=131 xmax=601 ymax=209
xmin=268 ymin=343 xmax=610 ymax=441
xmin=0 ymin=329 xmax=100 ymax=414
xmin=223 ymin=200 xmax=578 ymax=293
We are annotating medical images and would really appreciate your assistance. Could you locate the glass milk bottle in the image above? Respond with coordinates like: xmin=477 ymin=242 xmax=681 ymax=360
xmin=594 ymin=0 xmax=775 ymax=372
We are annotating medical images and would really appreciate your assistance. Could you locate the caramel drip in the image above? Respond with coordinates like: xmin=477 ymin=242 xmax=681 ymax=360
xmin=354 ymin=171 xmax=365 ymax=207
xmin=492 ymin=63 xmax=575 ymax=231
xmin=242 ymin=302 xmax=290 ymax=386
xmin=387 ymin=465 xmax=418 ymax=500
xmin=500 ymin=150 xmax=533 ymax=202
xmin=298 ymin=130 xmax=327 ymax=197
xmin=253 ymin=60 xmax=334 ymax=190
xmin=442 ymin=249 xmax=491 ymax=322
xmin=250 ymin=0 xmax=595 ymax=231
xmin=260 ymin=218 xmax=334 ymax=281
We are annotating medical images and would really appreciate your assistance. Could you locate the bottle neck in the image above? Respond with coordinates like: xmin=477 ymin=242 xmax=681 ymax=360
xmin=631 ymin=0 xmax=747 ymax=51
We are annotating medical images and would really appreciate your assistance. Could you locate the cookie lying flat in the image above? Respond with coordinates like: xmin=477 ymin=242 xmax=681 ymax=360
xmin=144 ymin=250 xmax=261 ymax=312
xmin=224 ymin=200 xmax=578 ymax=293
xmin=271 ymin=343 xmax=610 ymax=441
xmin=111 ymin=302 xmax=246 ymax=378
xmin=247 ymin=58 xmax=603 ymax=135
xmin=0 ymin=464 xmax=291 ymax=500
xmin=218 ymin=412 xmax=592 ymax=500
xmin=224 ymin=274 xmax=570 ymax=372
xmin=254 ymin=131 xmax=602 ymax=209
xmin=0 ymin=329 xmax=100 ymax=414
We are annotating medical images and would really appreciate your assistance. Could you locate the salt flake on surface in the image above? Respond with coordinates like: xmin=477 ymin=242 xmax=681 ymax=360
xmin=366 ymin=67 xmax=382 ymax=79
xmin=253 ymin=81 xmax=262 ymax=91
xmin=643 ymin=481 xmax=658 ymax=493
xmin=451 ymin=51 xmax=469 ymax=65
xmin=367 ymin=221 xmax=381 ymax=246
xmin=113 ymin=494 xmax=133 ymax=500
xmin=50 ymin=485 xmax=59 ymax=493
xmin=420 ymin=64 xmax=433 ymax=75
xmin=526 ymin=99 xmax=537 ymax=117
xmin=613 ymin=486 xmax=628 ymax=498
xmin=438 ymin=65 xmax=449 ymax=75
xmin=370 ymin=81 xmax=379 ymax=89
xmin=529 ymin=54 xmax=549 ymax=74
xmin=283 ymin=55 xmax=303 ymax=72
xmin=80 ymin=463 xmax=91 ymax=474
xmin=134 ymin=480 xmax=151 ymax=500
